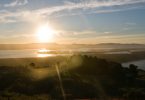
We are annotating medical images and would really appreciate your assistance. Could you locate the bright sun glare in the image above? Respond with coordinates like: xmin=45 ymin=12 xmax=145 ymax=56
xmin=36 ymin=24 xmax=54 ymax=43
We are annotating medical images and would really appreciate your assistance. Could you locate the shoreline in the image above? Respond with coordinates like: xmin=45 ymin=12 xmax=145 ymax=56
xmin=0 ymin=54 xmax=144 ymax=67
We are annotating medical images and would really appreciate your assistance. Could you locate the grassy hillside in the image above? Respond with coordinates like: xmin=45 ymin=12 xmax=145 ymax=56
xmin=0 ymin=55 xmax=145 ymax=99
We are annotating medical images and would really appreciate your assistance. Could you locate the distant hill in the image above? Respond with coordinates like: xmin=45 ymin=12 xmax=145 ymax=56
xmin=0 ymin=43 xmax=144 ymax=50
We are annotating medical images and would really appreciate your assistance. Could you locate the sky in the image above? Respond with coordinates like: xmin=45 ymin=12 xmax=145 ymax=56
xmin=0 ymin=0 xmax=145 ymax=44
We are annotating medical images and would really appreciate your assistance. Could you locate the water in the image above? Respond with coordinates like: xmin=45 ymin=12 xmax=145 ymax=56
xmin=105 ymin=51 xmax=131 ymax=54
xmin=122 ymin=60 xmax=145 ymax=70
xmin=0 ymin=47 xmax=112 ymax=59
xmin=0 ymin=49 xmax=145 ymax=71
xmin=0 ymin=49 xmax=36 ymax=58
xmin=0 ymin=49 xmax=56 ymax=58
xmin=0 ymin=49 xmax=76 ymax=58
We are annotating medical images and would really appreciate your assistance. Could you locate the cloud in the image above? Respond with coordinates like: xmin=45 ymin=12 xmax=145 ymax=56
xmin=54 ymin=30 xmax=98 ymax=38
xmin=31 ymin=0 xmax=145 ymax=18
xmin=4 ymin=0 xmax=28 ymax=7
xmin=104 ymin=32 xmax=112 ymax=34
xmin=125 ymin=22 xmax=136 ymax=26
xmin=0 ymin=10 xmax=43 ymax=24
xmin=35 ymin=0 xmax=145 ymax=15
xmin=0 ymin=0 xmax=145 ymax=24
xmin=122 ymin=22 xmax=137 ymax=30
xmin=56 ymin=32 xmax=145 ymax=44
xmin=63 ymin=0 xmax=145 ymax=9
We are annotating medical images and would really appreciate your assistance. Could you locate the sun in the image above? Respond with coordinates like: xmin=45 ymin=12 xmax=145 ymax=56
xmin=36 ymin=24 xmax=54 ymax=43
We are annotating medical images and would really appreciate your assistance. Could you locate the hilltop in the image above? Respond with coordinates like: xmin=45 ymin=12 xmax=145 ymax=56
xmin=0 ymin=55 xmax=145 ymax=99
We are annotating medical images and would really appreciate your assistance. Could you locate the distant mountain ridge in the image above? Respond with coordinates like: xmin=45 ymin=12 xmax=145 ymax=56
xmin=0 ymin=43 xmax=144 ymax=50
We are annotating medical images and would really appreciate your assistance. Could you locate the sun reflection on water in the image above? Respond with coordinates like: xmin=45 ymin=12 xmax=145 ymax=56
xmin=37 ymin=54 xmax=54 ymax=57
xmin=37 ymin=48 xmax=54 ymax=57
xmin=37 ymin=48 xmax=73 ymax=58
xmin=38 ymin=48 xmax=50 ymax=53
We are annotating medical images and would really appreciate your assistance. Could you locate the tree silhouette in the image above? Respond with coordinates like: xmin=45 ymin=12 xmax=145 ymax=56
xmin=29 ymin=62 xmax=36 ymax=68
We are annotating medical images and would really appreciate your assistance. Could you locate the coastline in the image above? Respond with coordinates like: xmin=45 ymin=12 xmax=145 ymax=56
xmin=0 ymin=53 xmax=145 ymax=67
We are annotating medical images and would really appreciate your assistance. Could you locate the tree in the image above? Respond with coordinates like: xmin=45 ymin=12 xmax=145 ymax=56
xmin=129 ymin=64 xmax=138 ymax=78
xmin=29 ymin=62 xmax=36 ymax=68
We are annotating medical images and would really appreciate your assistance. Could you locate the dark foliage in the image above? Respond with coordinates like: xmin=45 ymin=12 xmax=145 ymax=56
xmin=0 ymin=55 xmax=144 ymax=99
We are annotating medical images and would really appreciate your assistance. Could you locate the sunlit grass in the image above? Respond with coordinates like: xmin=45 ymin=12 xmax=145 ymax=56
xmin=29 ymin=67 xmax=57 ymax=80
